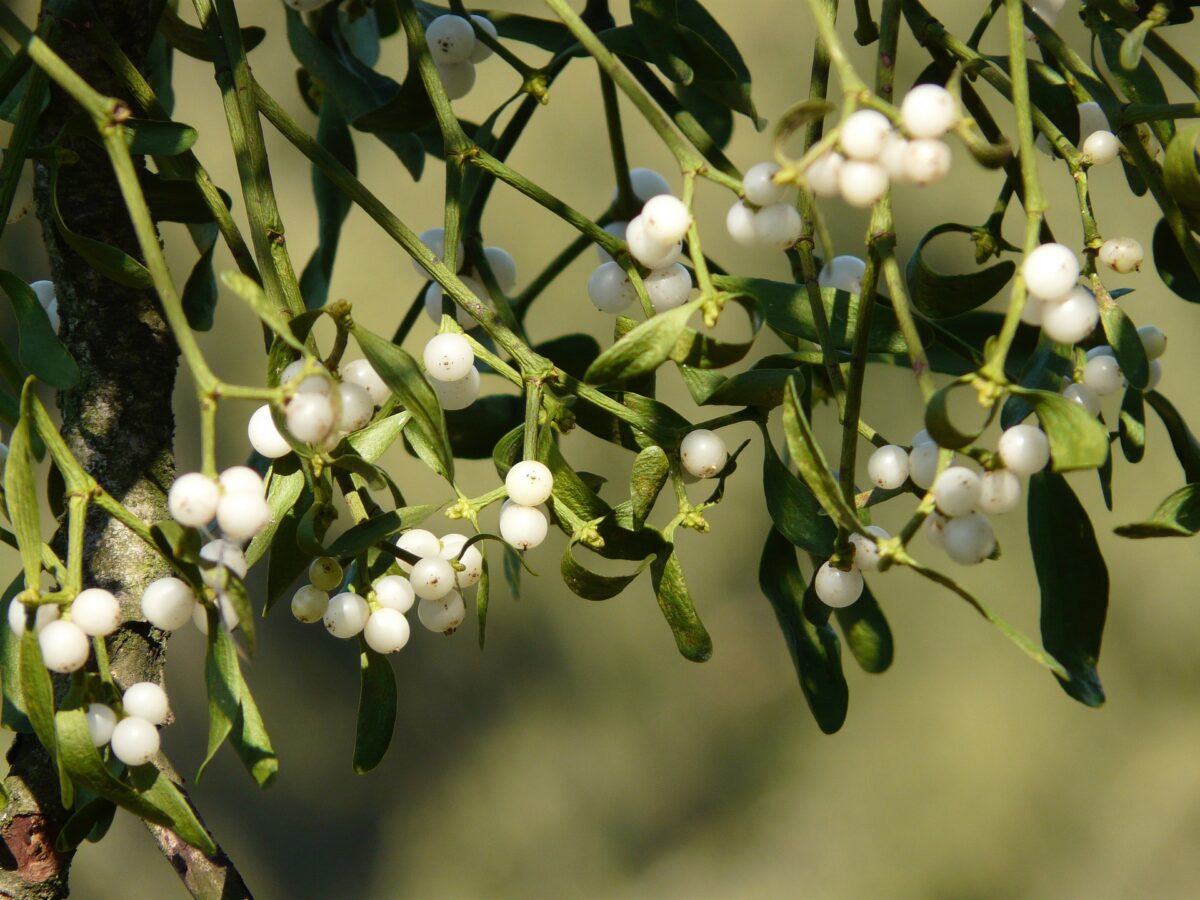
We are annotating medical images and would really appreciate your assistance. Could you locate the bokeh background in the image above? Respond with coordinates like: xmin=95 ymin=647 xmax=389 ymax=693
xmin=4 ymin=1 xmax=1200 ymax=897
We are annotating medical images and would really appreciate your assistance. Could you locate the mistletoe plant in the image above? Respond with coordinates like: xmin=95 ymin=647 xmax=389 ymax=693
xmin=3 ymin=0 xmax=1200 ymax=893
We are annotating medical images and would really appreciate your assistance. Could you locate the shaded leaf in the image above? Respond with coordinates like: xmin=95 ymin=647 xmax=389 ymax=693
xmin=649 ymin=542 xmax=712 ymax=662
xmin=1010 ymin=386 xmax=1109 ymax=471
xmin=353 ymin=643 xmax=396 ymax=773
xmin=1115 ymin=482 xmax=1200 ymax=538
xmin=833 ymin=582 xmax=893 ymax=674
xmin=906 ymin=224 xmax=1015 ymax=319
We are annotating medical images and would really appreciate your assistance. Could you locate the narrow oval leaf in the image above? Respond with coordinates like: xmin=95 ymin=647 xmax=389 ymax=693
xmin=200 ymin=628 xmax=278 ymax=787
xmin=925 ymin=376 xmax=997 ymax=450
xmin=781 ymin=380 xmax=861 ymax=534
xmin=7 ymin=383 xmax=42 ymax=587
xmin=158 ymin=6 xmax=265 ymax=61
xmin=1010 ymin=386 xmax=1109 ymax=471
xmin=833 ymin=582 xmax=893 ymax=674
xmin=50 ymin=171 xmax=152 ymax=289
xmin=1145 ymin=390 xmax=1200 ymax=482
xmin=584 ymin=299 xmax=700 ymax=384
xmin=649 ymin=543 xmax=712 ymax=662
xmin=1152 ymin=216 xmax=1200 ymax=302
xmin=561 ymin=540 xmax=655 ymax=601
xmin=1118 ymin=388 xmax=1146 ymax=463
xmin=762 ymin=435 xmax=834 ymax=555
xmin=1028 ymin=472 xmax=1109 ymax=707
xmin=123 ymin=118 xmax=198 ymax=156
xmin=1115 ymin=483 xmax=1200 ymax=538
xmin=0 ymin=271 xmax=79 ymax=388
xmin=353 ymin=644 xmax=396 ymax=773
xmin=1097 ymin=289 xmax=1150 ymax=388
xmin=906 ymin=224 xmax=1016 ymax=319
xmin=630 ymin=446 xmax=669 ymax=529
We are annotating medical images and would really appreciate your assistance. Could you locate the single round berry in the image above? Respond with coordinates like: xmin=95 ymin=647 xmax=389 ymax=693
xmin=216 ymin=491 xmax=270 ymax=542
xmin=285 ymin=392 xmax=337 ymax=444
xmin=814 ymin=562 xmax=864 ymax=608
xmin=373 ymin=575 xmax=416 ymax=613
xmin=1145 ymin=358 xmax=1164 ymax=391
xmin=425 ymin=15 xmax=476 ymax=65
xmin=481 ymin=245 xmax=517 ymax=291
xmin=621 ymin=168 xmax=673 ymax=204
xmin=1138 ymin=324 xmax=1167 ymax=360
xmin=595 ymin=221 xmax=628 ymax=263
xmin=1041 ymin=286 xmax=1098 ymax=344
xmin=467 ymin=14 xmax=497 ymax=63
xmin=1022 ymin=243 xmax=1080 ymax=302
xmin=932 ymin=466 xmax=982 ymax=517
xmin=291 ymin=584 xmax=329 ymax=624
xmin=908 ymin=440 xmax=941 ymax=490
xmin=341 ymin=359 xmax=390 ymax=406
xmin=323 ymin=592 xmax=369 ymax=639
xmin=396 ymin=529 xmax=442 ymax=573
xmin=838 ymin=160 xmax=890 ymax=208
xmin=640 ymin=195 xmax=692 ymax=245
xmin=365 ymin=608 xmax=411 ymax=654
xmin=438 ymin=534 xmax=483 ymax=588
xmin=1098 ymin=236 xmax=1144 ymax=274
xmin=753 ymin=203 xmax=803 ymax=250
xmin=901 ymin=84 xmax=958 ymax=138
xmin=141 ymin=578 xmax=196 ymax=631
xmin=437 ymin=61 xmax=476 ymax=100
xmin=413 ymin=227 xmax=465 ymax=276
xmin=978 ymin=469 xmax=1022 ymax=515
xmin=38 ymin=620 xmax=90 ymax=673
xmin=879 ymin=133 xmax=911 ymax=184
xmin=726 ymin=201 xmax=759 ymax=246
xmin=924 ymin=511 xmax=948 ymax=549
xmin=818 ymin=255 xmax=867 ymax=294
xmin=423 ymin=282 xmax=478 ymax=330
xmin=409 ymin=556 xmax=456 ymax=600
xmin=1063 ymin=381 xmax=1101 ymax=417
xmin=71 ymin=588 xmax=121 ymax=637
xmin=587 ymin=262 xmax=637 ymax=314
xmin=902 ymin=138 xmax=951 ymax=186
xmin=499 ymin=503 xmax=548 ymax=550
xmin=168 ymin=473 xmax=219 ymax=527
xmin=248 ymin=405 xmax=292 ymax=459
xmin=219 ymin=466 xmax=263 ymax=498
xmin=1086 ymin=345 xmax=1115 ymax=360
xmin=680 ymin=429 xmax=728 ymax=479
xmin=997 ymin=424 xmax=1050 ymax=475
xmin=839 ymin=109 xmax=892 ymax=161
xmin=191 ymin=594 xmax=240 ymax=634
xmin=199 ymin=539 xmax=248 ymax=589
xmin=1083 ymin=354 xmax=1125 ymax=396
xmin=805 ymin=151 xmax=844 ymax=197
xmin=8 ymin=600 xmax=58 ymax=636
xmin=912 ymin=430 xmax=935 ymax=449
xmin=429 ymin=366 xmax=480 ymax=411
xmin=417 ymin=591 xmax=466 ymax=633
xmin=110 ymin=716 xmax=160 ymax=766
xmin=334 ymin=382 xmax=374 ymax=434
xmin=85 ymin=703 xmax=117 ymax=747
xmin=743 ymin=161 xmax=788 ymax=206
xmin=644 ymin=263 xmax=693 ymax=312
xmin=122 ymin=682 xmax=169 ymax=726
xmin=867 ymin=444 xmax=910 ymax=490
xmin=506 ymin=460 xmax=554 ymax=506
xmin=308 ymin=557 xmax=344 ymax=591
xmin=423 ymin=333 xmax=475 ymax=382
xmin=943 ymin=512 xmax=996 ymax=565
xmin=849 ymin=525 xmax=889 ymax=572
xmin=1020 ymin=297 xmax=1045 ymax=326
xmin=1081 ymin=130 xmax=1120 ymax=166
xmin=625 ymin=215 xmax=683 ymax=269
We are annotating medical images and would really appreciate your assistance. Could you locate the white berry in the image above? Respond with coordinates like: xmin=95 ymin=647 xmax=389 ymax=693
xmin=499 ymin=503 xmax=548 ymax=550
xmin=373 ymin=575 xmax=416 ymax=613
xmin=423 ymin=333 xmax=475 ymax=382
xmin=814 ymin=562 xmax=864 ymax=608
xmin=1062 ymin=381 xmax=1101 ymax=417
xmin=640 ymin=195 xmax=692 ymax=245
xmin=85 ymin=703 xmax=117 ymax=747
xmin=839 ymin=109 xmax=892 ymax=160
xmin=644 ymin=264 xmax=693 ymax=312
xmin=804 ymin=151 xmax=844 ymax=197
xmin=1022 ymin=243 xmax=1080 ymax=302
xmin=413 ymin=227 xmax=465 ymax=276
xmin=467 ymin=14 xmax=497 ymax=63
xmin=838 ymin=160 xmax=889 ymax=208
xmin=323 ymin=592 xmax=369 ymax=638
xmin=122 ymin=682 xmax=169 ymax=726
xmin=1081 ymin=130 xmax=1120 ymax=165
xmin=1137 ymin=324 xmax=1167 ymax=359
xmin=849 ymin=525 xmax=889 ymax=572
xmin=424 ymin=278 xmax=486 ymax=329
xmin=924 ymin=511 xmax=948 ymax=549
xmin=335 ymin=382 xmax=374 ymax=434
xmin=417 ymin=591 xmax=466 ymax=633
xmin=506 ymin=460 xmax=554 ymax=506
xmin=1041 ymin=286 xmax=1098 ymax=344
xmin=943 ymin=511 xmax=996 ymax=565
xmin=199 ymin=539 xmax=248 ymax=589
xmin=726 ymin=201 xmax=758 ymax=246
xmin=753 ymin=203 xmax=803 ymax=250
xmin=595 ymin=221 xmax=628 ymax=263
xmin=38 ymin=620 xmax=90 ymax=673
xmin=71 ymin=588 xmax=121 ymax=637
xmin=219 ymin=466 xmax=264 ymax=498
xmin=879 ymin=134 xmax=911 ymax=184
xmin=141 ymin=578 xmax=196 ymax=631
xmin=1098 ymin=236 xmax=1143 ymax=273
xmin=978 ymin=469 xmax=1022 ymax=515
xmin=908 ymin=440 xmax=941 ymax=490
xmin=409 ymin=556 xmax=456 ymax=600
xmin=341 ymin=359 xmax=390 ymax=406
xmin=588 ymin=262 xmax=637 ymax=314
xmin=437 ymin=60 xmax=475 ymax=99
xmin=426 ymin=15 xmax=476 ymax=65
xmin=743 ymin=161 xmax=788 ymax=206
xmin=291 ymin=585 xmax=329 ymax=624
xmin=902 ymin=138 xmax=951 ymax=186
xmin=626 ymin=215 xmax=683 ymax=270
xmin=430 ymin=367 xmax=480 ymax=411
xmin=285 ymin=392 xmax=337 ymax=444
xmin=620 ymin=168 xmax=672 ymax=204
xmin=168 ymin=473 xmax=219 ymax=527
xmin=216 ymin=491 xmax=270 ymax=542
xmin=1020 ymin=297 xmax=1045 ymax=326
xmin=364 ymin=608 xmax=411 ymax=654
xmin=997 ymin=424 xmax=1050 ymax=475
xmin=932 ymin=466 xmax=981 ymax=517
xmin=308 ymin=557 xmax=343 ymax=591
xmin=438 ymin=534 xmax=483 ymax=588
xmin=248 ymin=405 xmax=291 ymax=459
xmin=1082 ymin=354 xmax=1125 ymax=396
xmin=482 ymin=245 xmax=517 ymax=291
xmin=1146 ymin=359 xmax=1164 ymax=391
xmin=867 ymin=444 xmax=909 ymax=490
xmin=818 ymin=255 xmax=866 ymax=294
xmin=396 ymin=529 xmax=441 ymax=573
xmin=110 ymin=716 xmax=159 ymax=766
xmin=901 ymin=84 xmax=958 ymax=138
xmin=680 ymin=429 xmax=728 ymax=479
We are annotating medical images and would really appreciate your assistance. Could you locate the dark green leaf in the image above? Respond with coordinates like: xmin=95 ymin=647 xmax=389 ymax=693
xmin=761 ymin=434 xmax=835 ymax=556
xmin=833 ymin=582 xmax=893 ymax=674
xmin=301 ymin=98 xmax=356 ymax=309
xmin=780 ymin=380 xmax=861 ymax=534
xmin=1028 ymin=472 xmax=1108 ymax=706
xmin=675 ymin=81 xmax=733 ymax=149
xmin=445 ymin=395 xmax=522 ymax=459
xmin=925 ymin=376 xmax=998 ymax=450
xmin=1009 ymin=386 xmax=1109 ymax=471
xmin=1145 ymin=390 xmax=1200 ymax=481
xmin=561 ymin=539 xmax=655 ymax=600
xmin=649 ymin=542 xmax=712 ymax=662
xmin=326 ymin=504 xmax=443 ymax=557
xmin=200 ymin=628 xmax=278 ymax=787
xmin=158 ymin=6 xmax=265 ymax=61
xmin=630 ymin=446 xmax=669 ymax=529
xmin=7 ymin=383 xmax=42 ymax=585
xmin=1119 ymin=387 xmax=1146 ymax=463
xmin=1162 ymin=126 xmax=1200 ymax=224
xmin=181 ymin=230 xmax=218 ymax=331
xmin=1115 ymin=482 xmax=1200 ymax=538
xmin=906 ymin=224 xmax=1015 ymax=319
xmin=49 ymin=170 xmax=151 ymax=289
xmin=56 ymin=794 xmax=117 ymax=852
xmin=0 ymin=272 xmax=78 ymax=389
xmin=535 ymin=333 xmax=601 ymax=380
xmin=1152 ymin=216 xmax=1200 ymax=303
xmin=1097 ymin=290 xmax=1150 ymax=388
xmin=123 ymin=118 xmax=198 ymax=156
xmin=353 ymin=643 xmax=396 ymax=773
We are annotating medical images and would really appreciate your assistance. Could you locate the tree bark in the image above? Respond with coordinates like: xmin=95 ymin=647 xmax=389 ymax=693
xmin=0 ymin=1 xmax=250 ymax=896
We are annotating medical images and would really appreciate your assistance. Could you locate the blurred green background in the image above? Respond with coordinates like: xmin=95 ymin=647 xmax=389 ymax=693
xmin=5 ymin=1 xmax=1200 ymax=897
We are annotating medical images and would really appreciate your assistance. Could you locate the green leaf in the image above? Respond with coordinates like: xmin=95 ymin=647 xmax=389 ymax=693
xmin=123 ymin=118 xmax=198 ymax=156
xmin=1115 ymin=482 xmax=1200 ymax=538
xmin=675 ymin=0 xmax=759 ymax=121
xmin=758 ymin=529 xmax=848 ymax=733
xmin=669 ymin=293 xmax=762 ymax=370
xmin=7 ymin=382 xmax=42 ymax=586
xmin=181 ymin=229 xmax=218 ymax=331
xmin=199 ymin=628 xmax=278 ymax=787
xmin=266 ymin=486 xmax=313 ymax=614
xmin=761 ymin=434 xmax=835 ymax=556
xmin=561 ymin=539 xmax=655 ymax=600
xmin=326 ymin=504 xmax=443 ymax=557
xmin=1162 ymin=126 xmax=1200 ymax=225
xmin=675 ymin=81 xmax=733 ymax=150
xmin=0 ymin=573 xmax=30 ymax=732
xmin=1118 ymin=387 xmax=1146 ymax=464
xmin=476 ymin=556 xmax=489 ymax=649
xmin=353 ymin=643 xmax=396 ymax=773
xmin=1028 ymin=472 xmax=1109 ymax=706
xmin=1097 ymin=290 xmax=1150 ymax=388
xmin=49 ymin=168 xmax=151 ymax=289
xmin=219 ymin=271 xmax=306 ymax=352
xmin=630 ymin=0 xmax=693 ymax=84
xmin=0 ymin=272 xmax=78 ymax=389
xmin=56 ymin=708 xmax=216 ymax=854
xmin=330 ymin=454 xmax=388 ymax=491
xmin=649 ymin=542 xmax=712 ymax=662
xmin=158 ymin=6 xmax=265 ymax=61
xmin=246 ymin=462 xmax=306 ymax=569
xmin=780 ymin=380 xmax=861 ymax=534
xmin=1151 ymin=216 xmax=1200 ymax=303
xmin=906 ymin=224 xmax=1016 ymax=319
xmin=1145 ymin=390 xmax=1200 ymax=482
xmin=445 ymin=395 xmax=522 ymax=459
xmin=56 ymin=794 xmax=117 ymax=852
xmin=347 ymin=411 xmax=410 ymax=463
xmin=925 ymin=376 xmax=998 ymax=450
xmin=630 ymin=446 xmax=669 ymax=530
xmin=833 ymin=582 xmax=893 ymax=674
xmin=584 ymin=298 xmax=701 ymax=384
xmin=1009 ymin=386 xmax=1109 ymax=471
xmin=352 ymin=325 xmax=453 ymax=479
xmin=19 ymin=629 xmax=60 ymax=777
xmin=535 ymin=333 xmax=601 ymax=380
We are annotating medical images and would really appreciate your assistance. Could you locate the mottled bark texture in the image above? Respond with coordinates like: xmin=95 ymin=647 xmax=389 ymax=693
xmin=0 ymin=2 xmax=250 ymax=897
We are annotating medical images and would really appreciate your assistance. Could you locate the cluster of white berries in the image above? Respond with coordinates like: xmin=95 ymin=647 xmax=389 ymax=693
xmin=725 ymin=162 xmax=803 ymax=250
xmin=9 ymin=587 xmax=120 ymax=674
xmin=1065 ymin=324 xmax=1167 ymax=416
xmin=1019 ymin=243 xmax=1100 ymax=344
xmin=29 ymin=280 xmax=60 ymax=331
xmin=168 ymin=466 xmax=270 ymax=543
xmin=588 ymin=170 xmax=695 ymax=315
xmin=425 ymin=13 xmax=499 ymax=101
xmin=500 ymin=460 xmax=554 ymax=549
xmin=289 ymin=555 xmax=412 ymax=648
xmin=248 ymin=358 xmax=387 ymax=459
xmin=84 ymin=681 xmax=169 ymax=767
xmin=804 ymin=85 xmax=958 ymax=209
xmin=1036 ymin=101 xmax=1123 ymax=167
xmin=423 ymin=331 xmax=480 ymax=411
xmin=419 ymin=231 xmax=517 ymax=328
